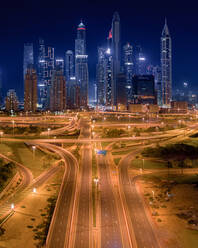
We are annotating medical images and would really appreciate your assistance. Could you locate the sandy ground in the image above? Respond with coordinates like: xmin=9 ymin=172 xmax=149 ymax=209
xmin=138 ymin=176 xmax=198 ymax=248
xmin=0 ymin=167 xmax=64 ymax=248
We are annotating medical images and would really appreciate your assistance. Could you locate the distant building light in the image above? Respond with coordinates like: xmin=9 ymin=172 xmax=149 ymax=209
xmin=125 ymin=62 xmax=133 ymax=65
xmin=106 ymin=48 xmax=111 ymax=54
xmin=76 ymin=55 xmax=88 ymax=59
xmin=126 ymin=86 xmax=131 ymax=89
xmin=56 ymin=59 xmax=64 ymax=62
xmin=70 ymin=77 xmax=76 ymax=80
xmin=139 ymin=57 xmax=146 ymax=61
xmin=39 ymin=60 xmax=45 ymax=63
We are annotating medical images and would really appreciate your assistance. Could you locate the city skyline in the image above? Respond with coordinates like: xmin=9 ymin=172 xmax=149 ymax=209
xmin=0 ymin=0 xmax=197 ymax=100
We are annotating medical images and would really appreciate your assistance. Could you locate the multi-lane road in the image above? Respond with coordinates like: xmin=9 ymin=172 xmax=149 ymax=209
xmin=73 ymin=119 xmax=92 ymax=248
xmin=1 ymin=116 xmax=195 ymax=248
xmin=44 ymin=144 xmax=78 ymax=248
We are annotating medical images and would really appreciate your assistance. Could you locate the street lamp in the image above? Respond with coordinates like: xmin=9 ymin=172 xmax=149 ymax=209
xmin=0 ymin=131 xmax=3 ymax=143
xmin=33 ymin=187 xmax=37 ymax=193
xmin=11 ymin=203 xmax=14 ymax=210
xmin=94 ymin=178 xmax=99 ymax=186
xmin=12 ymin=120 xmax=15 ymax=136
xmin=142 ymin=158 xmax=144 ymax=170
xmin=32 ymin=146 xmax=36 ymax=160
xmin=47 ymin=128 xmax=51 ymax=137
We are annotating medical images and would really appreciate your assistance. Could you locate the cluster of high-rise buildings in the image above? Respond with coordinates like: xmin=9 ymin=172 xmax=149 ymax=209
xmin=96 ymin=12 xmax=172 ymax=111
xmin=4 ymin=12 xmax=196 ymax=114
xmin=18 ymin=20 xmax=89 ymax=113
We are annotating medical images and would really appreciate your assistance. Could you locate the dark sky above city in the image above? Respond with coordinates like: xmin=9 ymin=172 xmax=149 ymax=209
xmin=0 ymin=0 xmax=197 ymax=100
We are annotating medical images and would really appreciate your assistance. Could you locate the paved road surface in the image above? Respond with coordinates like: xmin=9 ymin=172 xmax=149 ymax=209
xmin=73 ymin=119 xmax=92 ymax=248
xmin=119 ymin=151 xmax=160 ymax=248
xmin=44 ymin=144 xmax=78 ymax=248
xmin=98 ymin=153 xmax=123 ymax=248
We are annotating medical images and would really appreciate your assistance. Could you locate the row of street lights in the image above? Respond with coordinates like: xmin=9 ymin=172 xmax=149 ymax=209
xmin=10 ymin=187 xmax=37 ymax=212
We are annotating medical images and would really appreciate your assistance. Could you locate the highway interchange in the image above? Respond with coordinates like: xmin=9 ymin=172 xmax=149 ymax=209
xmin=0 ymin=113 xmax=197 ymax=247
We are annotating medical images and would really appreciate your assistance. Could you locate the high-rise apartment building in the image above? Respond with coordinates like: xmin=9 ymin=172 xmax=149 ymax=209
xmin=132 ymin=75 xmax=156 ymax=104
xmin=5 ymin=89 xmax=18 ymax=113
xmin=0 ymin=68 xmax=3 ymax=107
xmin=50 ymin=69 xmax=66 ymax=112
xmin=116 ymin=73 xmax=127 ymax=106
xmin=123 ymin=43 xmax=133 ymax=103
xmin=136 ymin=46 xmax=147 ymax=75
xmin=66 ymin=76 xmax=80 ymax=108
xmin=24 ymin=66 xmax=37 ymax=112
xmin=55 ymin=58 xmax=64 ymax=75
xmin=112 ymin=12 xmax=121 ymax=106
xmin=161 ymin=19 xmax=172 ymax=107
xmin=65 ymin=50 xmax=74 ymax=81
xmin=76 ymin=55 xmax=89 ymax=107
xmin=37 ymin=39 xmax=55 ymax=109
xmin=23 ymin=43 xmax=34 ymax=80
xmin=44 ymin=46 xmax=55 ymax=109
xmin=105 ymin=33 xmax=113 ymax=107
xmin=37 ymin=38 xmax=45 ymax=107
xmin=97 ymin=47 xmax=106 ymax=105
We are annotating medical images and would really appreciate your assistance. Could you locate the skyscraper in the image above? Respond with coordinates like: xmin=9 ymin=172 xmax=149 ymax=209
xmin=75 ymin=55 xmax=89 ymax=107
xmin=105 ymin=32 xmax=113 ymax=107
xmin=0 ymin=68 xmax=3 ymax=107
xmin=50 ymin=69 xmax=66 ymax=112
xmin=23 ymin=43 xmax=34 ymax=80
xmin=24 ymin=66 xmax=37 ymax=112
xmin=75 ymin=21 xmax=86 ymax=57
xmin=161 ymin=19 xmax=172 ymax=107
xmin=44 ymin=46 xmax=55 ymax=109
xmin=37 ymin=38 xmax=45 ymax=107
xmin=97 ymin=47 xmax=106 ymax=105
xmin=5 ymin=89 xmax=18 ymax=113
xmin=65 ymin=50 xmax=74 ymax=81
xmin=132 ymin=75 xmax=156 ymax=104
xmin=123 ymin=43 xmax=133 ymax=103
xmin=75 ymin=21 xmax=89 ymax=108
xmin=55 ymin=58 xmax=64 ymax=75
xmin=136 ymin=46 xmax=147 ymax=75
xmin=116 ymin=73 xmax=127 ymax=106
xmin=112 ymin=12 xmax=121 ymax=106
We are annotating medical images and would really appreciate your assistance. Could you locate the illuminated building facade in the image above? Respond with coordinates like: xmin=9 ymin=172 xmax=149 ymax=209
xmin=23 ymin=43 xmax=34 ymax=80
xmin=97 ymin=47 xmax=106 ymax=105
xmin=24 ymin=66 xmax=37 ymax=112
xmin=112 ymin=12 xmax=121 ymax=106
xmin=65 ymin=50 xmax=74 ymax=81
xmin=161 ymin=19 xmax=172 ymax=107
xmin=50 ymin=69 xmax=66 ymax=112
xmin=132 ymin=75 xmax=156 ymax=104
xmin=75 ymin=21 xmax=89 ymax=108
xmin=5 ymin=89 xmax=18 ymax=113
xmin=123 ymin=43 xmax=133 ymax=103
xmin=55 ymin=58 xmax=64 ymax=75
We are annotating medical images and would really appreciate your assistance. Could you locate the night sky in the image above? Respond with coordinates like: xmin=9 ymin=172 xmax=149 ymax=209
xmin=0 ymin=0 xmax=197 ymax=100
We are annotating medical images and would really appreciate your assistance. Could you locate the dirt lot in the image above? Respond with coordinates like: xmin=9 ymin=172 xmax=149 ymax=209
xmin=0 ymin=167 xmax=64 ymax=248
xmin=139 ymin=173 xmax=198 ymax=248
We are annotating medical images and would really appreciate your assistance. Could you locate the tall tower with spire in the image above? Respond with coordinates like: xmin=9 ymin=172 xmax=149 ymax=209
xmin=161 ymin=18 xmax=172 ymax=107
xmin=75 ymin=20 xmax=89 ymax=108
xmin=112 ymin=11 xmax=121 ymax=106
